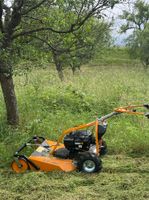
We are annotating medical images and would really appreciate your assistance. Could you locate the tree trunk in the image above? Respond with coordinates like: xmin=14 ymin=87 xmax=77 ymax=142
xmin=53 ymin=53 xmax=64 ymax=81
xmin=70 ymin=64 xmax=76 ymax=75
xmin=56 ymin=64 xmax=64 ymax=81
xmin=0 ymin=73 xmax=19 ymax=125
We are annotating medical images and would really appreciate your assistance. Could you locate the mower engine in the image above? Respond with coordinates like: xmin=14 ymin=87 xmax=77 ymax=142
xmin=64 ymin=130 xmax=93 ymax=152
xmin=64 ymin=121 xmax=108 ymax=156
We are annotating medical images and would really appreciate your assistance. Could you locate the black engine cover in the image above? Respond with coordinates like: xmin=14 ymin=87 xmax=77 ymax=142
xmin=64 ymin=130 xmax=92 ymax=152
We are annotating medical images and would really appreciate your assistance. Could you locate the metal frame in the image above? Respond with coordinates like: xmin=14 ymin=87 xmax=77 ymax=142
xmin=13 ymin=136 xmax=45 ymax=170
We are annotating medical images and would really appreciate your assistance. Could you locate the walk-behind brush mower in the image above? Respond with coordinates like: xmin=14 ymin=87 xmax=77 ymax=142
xmin=11 ymin=104 xmax=149 ymax=173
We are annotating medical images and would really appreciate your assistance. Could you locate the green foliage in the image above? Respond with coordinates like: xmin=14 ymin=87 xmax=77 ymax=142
xmin=61 ymin=19 xmax=111 ymax=75
xmin=127 ymin=24 xmax=149 ymax=67
xmin=9 ymin=1 xmax=112 ymax=79
xmin=28 ymin=8 xmax=111 ymax=79
xmin=0 ymin=0 xmax=116 ymax=77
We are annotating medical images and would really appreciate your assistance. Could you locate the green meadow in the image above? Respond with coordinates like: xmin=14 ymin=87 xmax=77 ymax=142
xmin=0 ymin=59 xmax=149 ymax=199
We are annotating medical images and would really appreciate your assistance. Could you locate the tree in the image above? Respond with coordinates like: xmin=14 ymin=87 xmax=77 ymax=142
xmin=120 ymin=0 xmax=149 ymax=66
xmin=20 ymin=6 xmax=111 ymax=80
xmin=51 ymin=21 xmax=110 ymax=79
xmin=0 ymin=0 xmax=120 ymax=125
xmin=127 ymin=23 xmax=149 ymax=67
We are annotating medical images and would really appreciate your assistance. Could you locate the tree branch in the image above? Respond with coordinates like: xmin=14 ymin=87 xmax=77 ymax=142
xmin=30 ymin=35 xmax=74 ymax=53
xmin=31 ymin=35 xmax=56 ymax=51
xmin=0 ymin=0 xmax=3 ymax=31
xmin=12 ymin=0 xmax=110 ymax=39
xmin=31 ymin=33 xmax=96 ymax=57
xmin=12 ymin=0 xmax=24 ymax=10
xmin=22 ymin=0 xmax=48 ymax=15
xmin=67 ymin=0 xmax=110 ymax=31
xmin=6 ymin=0 xmax=24 ymax=35
xmin=23 ymin=15 xmax=44 ymax=24
xmin=12 ymin=27 xmax=72 ymax=39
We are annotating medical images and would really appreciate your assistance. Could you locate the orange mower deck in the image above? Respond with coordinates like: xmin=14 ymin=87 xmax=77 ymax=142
xmin=12 ymin=140 xmax=76 ymax=173
xmin=29 ymin=140 xmax=76 ymax=172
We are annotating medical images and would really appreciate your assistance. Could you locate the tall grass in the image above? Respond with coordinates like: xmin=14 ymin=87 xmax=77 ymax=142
xmin=0 ymin=65 xmax=149 ymax=166
xmin=0 ymin=64 xmax=149 ymax=200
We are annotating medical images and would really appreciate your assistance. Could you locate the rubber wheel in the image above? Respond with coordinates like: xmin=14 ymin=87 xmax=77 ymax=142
xmin=100 ymin=140 xmax=107 ymax=156
xmin=77 ymin=152 xmax=102 ymax=173
xmin=11 ymin=158 xmax=29 ymax=173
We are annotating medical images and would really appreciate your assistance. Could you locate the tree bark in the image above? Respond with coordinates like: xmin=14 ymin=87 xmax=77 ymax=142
xmin=56 ymin=64 xmax=64 ymax=81
xmin=0 ymin=73 xmax=19 ymax=125
xmin=53 ymin=53 xmax=64 ymax=81
xmin=70 ymin=63 xmax=76 ymax=75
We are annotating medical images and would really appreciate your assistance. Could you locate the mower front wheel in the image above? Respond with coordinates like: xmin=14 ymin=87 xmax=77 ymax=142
xmin=77 ymin=152 xmax=102 ymax=173
xmin=11 ymin=158 xmax=29 ymax=173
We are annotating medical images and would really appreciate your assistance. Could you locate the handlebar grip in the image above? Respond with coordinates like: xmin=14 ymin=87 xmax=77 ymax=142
xmin=144 ymin=104 xmax=149 ymax=109
xmin=145 ymin=112 xmax=149 ymax=118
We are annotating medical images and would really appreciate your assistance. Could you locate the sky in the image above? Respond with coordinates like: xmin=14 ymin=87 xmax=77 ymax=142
xmin=104 ymin=1 xmax=135 ymax=46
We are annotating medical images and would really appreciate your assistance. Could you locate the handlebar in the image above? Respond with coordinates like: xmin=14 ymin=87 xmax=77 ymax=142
xmin=145 ymin=112 xmax=149 ymax=118
xmin=14 ymin=136 xmax=45 ymax=156
xmin=15 ymin=143 xmax=27 ymax=155
xmin=98 ymin=112 xmax=120 ymax=121
xmin=144 ymin=104 xmax=149 ymax=109
xmin=98 ymin=104 xmax=149 ymax=121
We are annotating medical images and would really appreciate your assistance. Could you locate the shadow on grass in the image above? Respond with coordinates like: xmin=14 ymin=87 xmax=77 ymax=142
xmin=107 ymin=152 xmax=149 ymax=158
xmin=128 ymin=152 xmax=149 ymax=158
xmin=103 ymin=167 xmax=149 ymax=174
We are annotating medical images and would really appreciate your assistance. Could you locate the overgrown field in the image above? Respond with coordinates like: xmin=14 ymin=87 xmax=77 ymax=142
xmin=0 ymin=64 xmax=149 ymax=199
